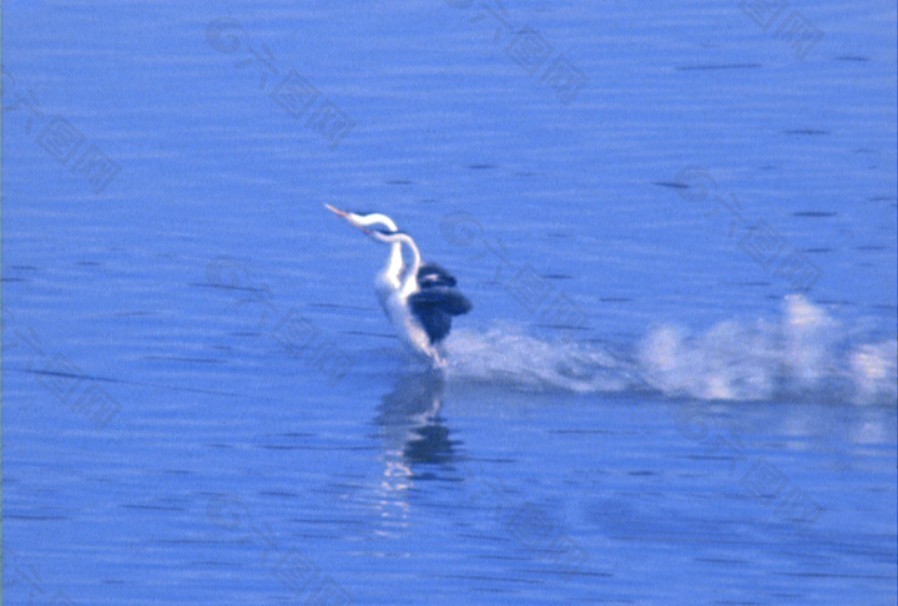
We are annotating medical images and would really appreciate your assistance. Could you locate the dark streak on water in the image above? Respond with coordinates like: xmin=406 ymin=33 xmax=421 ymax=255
xmin=783 ymin=129 xmax=830 ymax=136
xmin=534 ymin=323 xmax=590 ymax=331
xmin=675 ymin=63 xmax=762 ymax=71
xmin=653 ymin=180 xmax=689 ymax=190
xmin=310 ymin=302 xmax=376 ymax=311
xmin=121 ymin=504 xmax=188 ymax=512
xmin=792 ymin=211 xmax=837 ymax=218
xmin=144 ymin=356 xmax=224 ymax=364
xmin=21 ymin=368 xmax=243 ymax=398
xmin=343 ymin=330 xmax=398 ymax=339
xmin=188 ymin=281 xmax=268 ymax=294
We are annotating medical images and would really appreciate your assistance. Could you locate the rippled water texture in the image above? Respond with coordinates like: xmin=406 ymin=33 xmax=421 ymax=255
xmin=3 ymin=1 xmax=896 ymax=604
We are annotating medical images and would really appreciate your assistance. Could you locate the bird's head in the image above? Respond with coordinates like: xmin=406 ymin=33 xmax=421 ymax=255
xmin=325 ymin=204 xmax=400 ymax=241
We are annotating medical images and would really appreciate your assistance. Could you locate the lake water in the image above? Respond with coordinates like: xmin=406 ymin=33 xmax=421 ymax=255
xmin=3 ymin=1 xmax=896 ymax=604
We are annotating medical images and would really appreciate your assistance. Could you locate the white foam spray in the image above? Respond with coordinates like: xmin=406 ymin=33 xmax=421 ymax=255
xmin=443 ymin=296 xmax=897 ymax=405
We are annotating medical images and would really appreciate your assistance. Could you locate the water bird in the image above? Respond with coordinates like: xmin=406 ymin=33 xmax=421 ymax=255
xmin=326 ymin=205 xmax=472 ymax=366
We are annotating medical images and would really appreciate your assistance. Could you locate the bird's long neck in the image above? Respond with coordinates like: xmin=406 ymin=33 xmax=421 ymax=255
xmin=371 ymin=230 xmax=422 ymax=295
xmin=403 ymin=236 xmax=422 ymax=278
xmin=396 ymin=235 xmax=422 ymax=296
xmin=384 ymin=241 xmax=404 ymax=288
xmin=358 ymin=216 xmax=401 ymax=289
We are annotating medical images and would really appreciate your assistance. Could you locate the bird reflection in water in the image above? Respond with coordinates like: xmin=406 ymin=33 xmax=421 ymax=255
xmin=371 ymin=370 xmax=460 ymax=533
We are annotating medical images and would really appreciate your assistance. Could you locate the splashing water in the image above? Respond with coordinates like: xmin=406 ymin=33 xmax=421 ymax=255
xmin=444 ymin=295 xmax=897 ymax=405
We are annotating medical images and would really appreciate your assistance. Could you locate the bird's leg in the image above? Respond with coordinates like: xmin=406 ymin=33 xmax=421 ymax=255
xmin=430 ymin=348 xmax=448 ymax=370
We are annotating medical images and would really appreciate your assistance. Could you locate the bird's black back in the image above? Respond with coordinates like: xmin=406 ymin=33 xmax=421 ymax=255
xmin=409 ymin=263 xmax=472 ymax=344
xmin=417 ymin=263 xmax=457 ymax=288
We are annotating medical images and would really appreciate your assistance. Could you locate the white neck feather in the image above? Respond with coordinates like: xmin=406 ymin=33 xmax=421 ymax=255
xmin=375 ymin=232 xmax=421 ymax=296
xmin=384 ymin=241 xmax=403 ymax=288
xmin=393 ymin=235 xmax=421 ymax=297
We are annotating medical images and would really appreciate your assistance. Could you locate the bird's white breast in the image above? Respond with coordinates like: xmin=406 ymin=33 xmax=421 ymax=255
xmin=380 ymin=286 xmax=437 ymax=362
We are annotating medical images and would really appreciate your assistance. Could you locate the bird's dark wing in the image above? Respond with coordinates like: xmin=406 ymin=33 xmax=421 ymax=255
xmin=417 ymin=263 xmax=457 ymax=288
xmin=410 ymin=306 xmax=453 ymax=344
xmin=409 ymin=287 xmax=472 ymax=316
xmin=409 ymin=286 xmax=472 ymax=344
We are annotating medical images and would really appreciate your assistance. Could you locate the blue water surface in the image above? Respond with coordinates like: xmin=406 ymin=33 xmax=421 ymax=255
xmin=3 ymin=1 xmax=896 ymax=604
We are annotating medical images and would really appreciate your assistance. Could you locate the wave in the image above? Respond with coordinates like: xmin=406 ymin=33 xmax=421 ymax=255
xmin=443 ymin=295 xmax=897 ymax=405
